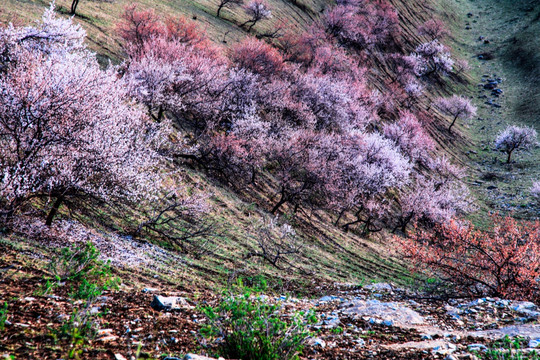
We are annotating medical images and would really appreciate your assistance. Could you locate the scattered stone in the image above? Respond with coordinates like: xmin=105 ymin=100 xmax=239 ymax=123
xmin=342 ymin=299 xmax=425 ymax=327
xmin=318 ymin=295 xmax=344 ymax=303
xmin=355 ymin=338 xmax=366 ymax=347
xmin=114 ymin=354 xmax=128 ymax=360
xmin=468 ymin=344 xmax=487 ymax=352
xmin=307 ymin=337 xmax=327 ymax=349
xmin=151 ymin=295 xmax=192 ymax=311
xmin=97 ymin=328 xmax=114 ymax=336
xmin=183 ymin=355 xmax=223 ymax=360
xmin=322 ymin=314 xmax=341 ymax=328
xmin=98 ymin=335 xmax=118 ymax=342
xmin=511 ymin=301 xmax=537 ymax=312
xmin=529 ymin=338 xmax=540 ymax=348
xmin=472 ymin=325 xmax=540 ymax=339
xmin=365 ymin=283 xmax=394 ymax=292
xmin=142 ymin=287 xmax=159 ymax=293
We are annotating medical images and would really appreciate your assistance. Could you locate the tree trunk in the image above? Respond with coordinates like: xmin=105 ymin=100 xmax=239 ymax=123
xmin=334 ymin=209 xmax=346 ymax=226
xmin=448 ymin=115 xmax=458 ymax=132
xmin=45 ymin=196 xmax=64 ymax=226
xmin=247 ymin=21 xmax=257 ymax=32
xmin=271 ymin=192 xmax=287 ymax=214
xmin=506 ymin=151 xmax=512 ymax=164
xmin=71 ymin=0 xmax=80 ymax=15
xmin=217 ymin=3 xmax=224 ymax=17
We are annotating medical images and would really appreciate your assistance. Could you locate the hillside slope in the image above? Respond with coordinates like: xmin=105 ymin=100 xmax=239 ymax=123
xmin=5 ymin=0 xmax=539 ymax=359
xmin=1 ymin=0 xmax=332 ymax=62
xmin=0 ymin=0 xmax=477 ymax=288
xmin=456 ymin=0 xmax=540 ymax=220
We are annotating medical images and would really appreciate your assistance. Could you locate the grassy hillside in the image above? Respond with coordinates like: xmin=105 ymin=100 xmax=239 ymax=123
xmin=0 ymin=0 xmax=480 ymax=290
xmin=6 ymin=0 xmax=538 ymax=359
xmin=1 ymin=0 xmax=332 ymax=62
xmin=452 ymin=0 xmax=540 ymax=221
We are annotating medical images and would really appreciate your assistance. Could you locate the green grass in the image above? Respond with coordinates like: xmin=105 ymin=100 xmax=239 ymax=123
xmin=450 ymin=0 xmax=540 ymax=222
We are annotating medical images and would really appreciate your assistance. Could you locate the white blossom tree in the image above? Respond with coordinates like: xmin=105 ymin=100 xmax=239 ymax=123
xmin=0 ymin=5 xmax=169 ymax=226
xmin=241 ymin=0 xmax=272 ymax=32
xmin=494 ymin=125 xmax=538 ymax=163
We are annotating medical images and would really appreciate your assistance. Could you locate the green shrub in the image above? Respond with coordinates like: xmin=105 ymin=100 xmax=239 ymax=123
xmin=0 ymin=302 xmax=8 ymax=331
xmin=56 ymin=305 xmax=100 ymax=359
xmin=200 ymin=284 xmax=316 ymax=360
xmin=476 ymin=336 xmax=539 ymax=360
xmin=44 ymin=241 xmax=120 ymax=301
xmin=49 ymin=241 xmax=103 ymax=282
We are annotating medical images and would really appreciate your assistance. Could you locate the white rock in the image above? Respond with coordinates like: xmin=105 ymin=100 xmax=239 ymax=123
xmin=151 ymin=295 xmax=192 ymax=311
xmin=307 ymin=337 xmax=326 ymax=349
xmin=342 ymin=300 xmax=425 ymax=327
xmin=529 ymin=338 xmax=540 ymax=348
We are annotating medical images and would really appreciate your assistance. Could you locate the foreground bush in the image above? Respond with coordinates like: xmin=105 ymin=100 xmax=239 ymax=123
xmin=200 ymin=284 xmax=316 ymax=360
xmin=398 ymin=216 xmax=540 ymax=300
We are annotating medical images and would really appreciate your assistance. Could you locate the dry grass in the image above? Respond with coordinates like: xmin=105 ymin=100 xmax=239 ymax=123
xmin=1 ymin=0 xmax=332 ymax=62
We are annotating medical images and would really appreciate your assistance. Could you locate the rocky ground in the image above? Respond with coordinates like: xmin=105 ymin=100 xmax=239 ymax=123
xmin=2 ymin=242 xmax=540 ymax=360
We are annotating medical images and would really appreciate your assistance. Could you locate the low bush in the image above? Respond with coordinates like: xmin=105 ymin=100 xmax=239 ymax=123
xmin=475 ymin=336 xmax=539 ymax=360
xmin=0 ymin=302 xmax=8 ymax=331
xmin=200 ymin=283 xmax=316 ymax=360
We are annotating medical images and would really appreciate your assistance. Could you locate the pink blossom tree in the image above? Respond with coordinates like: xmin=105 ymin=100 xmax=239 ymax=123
xmin=124 ymin=52 xmax=189 ymax=121
xmin=395 ymin=173 xmax=470 ymax=233
xmin=417 ymin=19 xmax=448 ymax=40
xmin=330 ymin=132 xmax=412 ymax=231
xmin=494 ymin=125 xmax=538 ymax=163
xmin=393 ymin=156 xmax=470 ymax=233
xmin=323 ymin=1 xmax=399 ymax=50
xmin=434 ymin=95 xmax=477 ymax=131
xmin=383 ymin=111 xmax=434 ymax=163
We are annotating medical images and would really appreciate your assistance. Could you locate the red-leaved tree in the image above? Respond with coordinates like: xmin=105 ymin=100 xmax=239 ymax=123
xmin=230 ymin=37 xmax=285 ymax=79
xmin=398 ymin=216 xmax=540 ymax=300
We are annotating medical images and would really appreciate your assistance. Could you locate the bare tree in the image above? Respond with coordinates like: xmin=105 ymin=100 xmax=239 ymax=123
xmin=244 ymin=216 xmax=302 ymax=270
xmin=71 ymin=0 xmax=114 ymax=16
xmin=217 ymin=0 xmax=244 ymax=18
